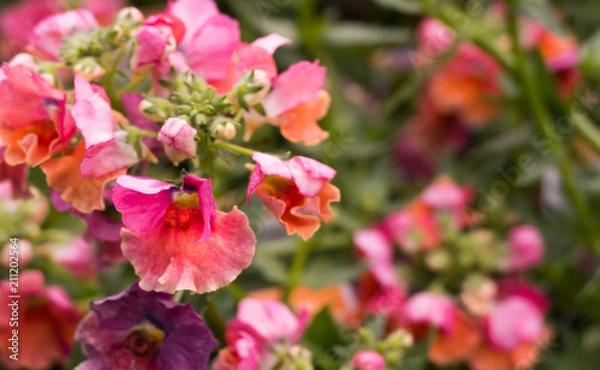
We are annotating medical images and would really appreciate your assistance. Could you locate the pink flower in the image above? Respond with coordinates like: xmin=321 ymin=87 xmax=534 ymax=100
xmin=247 ymin=152 xmax=340 ymax=240
xmin=130 ymin=14 xmax=185 ymax=72
xmin=0 ymin=0 xmax=59 ymax=52
xmin=0 ymin=63 xmax=75 ymax=166
xmin=166 ymin=0 xmax=219 ymax=51
xmin=157 ymin=117 xmax=198 ymax=164
xmin=72 ymin=75 xmax=139 ymax=179
xmin=486 ymin=296 xmax=544 ymax=351
xmin=354 ymin=228 xmax=397 ymax=287
xmin=2 ymin=239 xmax=33 ymax=267
xmin=248 ymin=61 xmax=330 ymax=145
xmin=415 ymin=18 xmax=454 ymax=67
xmin=112 ymin=175 xmax=256 ymax=293
xmin=47 ymin=236 xmax=96 ymax=280
xmin=29 ymin=9 xmax=98 ymax=61
xmin=420 ymin=177 xmax=471 ymax=211
xmin=384 ymin=203 xmax=441 ymax=252
xmin=215 ymin=298 xmax=308 ymax=369
xmin=0 ymin=270 xmax=82 ymax=369
xmin=403 ymin=292 xmax=456 ymax=335
xmin=500 ymin=226 xmax=544 ymax=272
xmin=350 ymin=350 xmax=386 ymax=370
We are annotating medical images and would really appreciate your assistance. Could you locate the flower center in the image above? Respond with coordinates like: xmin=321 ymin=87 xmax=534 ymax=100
xmin=123 ymin=321 xmax=165 ymax=358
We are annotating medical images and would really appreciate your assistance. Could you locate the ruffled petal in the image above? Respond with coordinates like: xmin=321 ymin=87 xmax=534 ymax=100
xmin=278 ymin=90 xmax=330 ymax=146
xmin=122 ymin=207 xmax=255 ymax=294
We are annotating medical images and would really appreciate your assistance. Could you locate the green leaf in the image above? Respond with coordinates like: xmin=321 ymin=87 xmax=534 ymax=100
xmin=323 ymin=23 xmax=411 ymax=47
xmin=373 ymin=0 xmax=424 ymax=14
xmin=303 ymin=308 xmax=349 ymax=349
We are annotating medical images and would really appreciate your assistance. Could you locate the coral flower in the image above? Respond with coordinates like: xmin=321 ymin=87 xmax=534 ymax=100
xmin=75 ymin=282 xmax=217 ymax=370
xmin=428 ymin=43 xmax=502 ymax=125
xmin=0 ymin=270 xmax=82 ymax=370
xmin=247 ymin=152 xmax=340 ymax=240
xmin=252 ymin=60 xmax=330 ymax=145
xmin=0 ymin=63 xmax=75 ymax=166
xmin=112 ymin=174 xmax=256 ymax=293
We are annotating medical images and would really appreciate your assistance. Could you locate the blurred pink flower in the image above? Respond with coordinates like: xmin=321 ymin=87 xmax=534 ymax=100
xmin=0 ymin=270 xmax=82 ymax=369
xmin=403 ymin=292 xmax=456 ymax=335
xmin=350 ymin=350 xmax=386 ymax=370
xmin=29 ymin=9 xmax=98 ymax=61
xmin=112 ymin=175 xmax=256 ymax=293
xmin=48 ymin=236 xmax=96 ymax=280
xmin=215 ymin=298 xmax=309 ymax=369
xmin=248 ymin=152 xmax=340 ymax=240
xmin=500 ymin=226 xmax=544 ymax=272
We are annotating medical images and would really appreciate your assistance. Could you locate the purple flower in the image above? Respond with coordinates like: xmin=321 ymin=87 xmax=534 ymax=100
xmin=75 ymin=282 xmax=217 ymax=370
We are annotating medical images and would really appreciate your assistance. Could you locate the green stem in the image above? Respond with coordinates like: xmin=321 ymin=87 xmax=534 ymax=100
xmin=284 ymin=239 xmax=313 ymax=303
xmin=507 ymin=2 xmax=595 ymax=245
xmin=212 ymin=139 xmax=255 ymax=156
xmin=204 ymin=300 xmax=225 ymax=344
xmin=119 ymin=71 xmax=150 ymax=94
xmin=124 ymin=125 xmax=158 ymax=138
xmin=172 ymin=290 xmax=185 ymax=303
xmin=571 ymin=108 xmax=600 ymax=154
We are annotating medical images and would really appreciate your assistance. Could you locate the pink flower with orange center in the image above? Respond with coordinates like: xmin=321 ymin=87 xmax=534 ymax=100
xmin=112 ymin=174 xmax=256 ymax=293
xmin=247 ymin=152 xmax=340 ymax=240
xmin=0 ymin=63 xmax=75 ymax=167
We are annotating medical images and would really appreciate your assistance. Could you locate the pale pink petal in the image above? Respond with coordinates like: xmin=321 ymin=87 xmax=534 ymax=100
xmin=496 ymin=278 xmax=548 ymax=313
xmin=80 ymin=133 xmax=138 ymax=178
xmin=72 ymin=76 xmax=115 ymax=149
xmin=186 ymin=14 xmax=240 ymax=81
xmin=251 ymin=33 xmax=292 ymax=55
xmin=29 ymin=9 xmax=98 ymax=61
xmin=354 ymin=228 xmax=397 ymax=287
xmin=234 ymin=44 xmax=278 ymax=79
xmin=237 ymin=298 xmax=305 ymax=344
xmin=247 ymin=152 xmax=293 ymax=199
xmin=166 ymin=0 xmax=219 ymax=50
xmin=121 ymin=207 xmax=256 ymax=294
xmin=263 ymin=61 xmax=326 ymax=117
xmin=112 ymin=175 xmax=174 ymax=237
xmin=416 ymin=18 xmax=454 ymax=57
xmin=487 ymin=296 xmax=544 ymax=350
xmin=403 ymin=292 xmax=456 ymax=335
xmin=288 ymin=156 xmax=336 ymax=197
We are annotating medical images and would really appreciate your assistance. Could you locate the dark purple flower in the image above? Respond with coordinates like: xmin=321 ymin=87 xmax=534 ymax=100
xmin=75 ymin=282 xmax=217 ymax=370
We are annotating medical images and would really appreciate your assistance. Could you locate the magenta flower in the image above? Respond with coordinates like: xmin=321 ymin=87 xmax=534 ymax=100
xmin=0 ymin=63 xmax=75 ymax=166
xmin=157 ymin=117 xmax=198 ymax=164
xmin=500 ymin=225 xmax=544 ymax=272
xmin=350 ymin=350 xmax=386 ymax=370
xmin=215 ymin=298 xmax=309 ymax=369
xmin=29 ymin=9 xmax=98 ymax=61
xmin=247 ymin=152 xmax=340 ymax=240
xmin=75 ymin=282 xmax=217 ymax=370
xmin=112 ymin=174 xmax=256 ymax=293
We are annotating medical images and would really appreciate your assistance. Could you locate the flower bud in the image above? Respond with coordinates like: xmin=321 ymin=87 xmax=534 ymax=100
xmin=158 ymin=117 xmax=197 ymax=165
xmin=212 ymin=121 xmax=237 ymax=141
xmin=243 ymin=69 xmax=271 ymax=107
xmin=460 ymin=274 xmax=497 ymax=316
xmin=115 ymin=7 xmax=145 ymax=25
xmin=425 ymin=248 xmax=451 ymax=271
xmin=350 ymin=350 xmax=385 ymax=370
xmin=139 ymin=99 xmax=168 ymax=122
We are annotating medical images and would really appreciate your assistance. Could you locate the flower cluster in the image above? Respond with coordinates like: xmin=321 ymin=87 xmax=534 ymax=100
xmin=394 ymin=7 xmax=580 ymax=180
xmin=0 ymin=0 xmax=339 ymax=368
xmin=353 ymin=177 xmax=549 ymax=370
